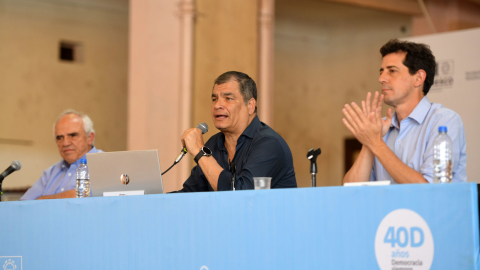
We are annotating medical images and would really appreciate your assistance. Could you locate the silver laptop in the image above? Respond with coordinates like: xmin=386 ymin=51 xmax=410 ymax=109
xmin=87 ymin=149 xmax=164 ymax=196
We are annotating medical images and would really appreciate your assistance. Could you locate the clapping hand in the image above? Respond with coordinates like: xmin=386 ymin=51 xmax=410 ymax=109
xmin=342 ymin=92 xmax=393 ymax=148
xmin=361 ymin=92 xmax=393 ymax=137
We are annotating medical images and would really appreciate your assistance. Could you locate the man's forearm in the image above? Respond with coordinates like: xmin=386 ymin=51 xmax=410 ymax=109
xmin=370 ymin=143 xmax=428 ymax=184
xmin=37 ymin=189 xmax=76 ymax=200
xmin=343 ymin=145 xmax=375 ymax=183
xmin=197 ymin=156 xmax=224 ymax=191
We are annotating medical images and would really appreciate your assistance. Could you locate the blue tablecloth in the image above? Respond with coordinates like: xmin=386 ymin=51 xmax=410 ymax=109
xmin=1 ymin=183 xmax=478 ymax=269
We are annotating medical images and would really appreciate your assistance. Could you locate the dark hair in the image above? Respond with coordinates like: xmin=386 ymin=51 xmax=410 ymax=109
xmin=380 ymin=39 xmax=436 ymax=95
xmin=213 ymin=71 xmax=257 ymax=113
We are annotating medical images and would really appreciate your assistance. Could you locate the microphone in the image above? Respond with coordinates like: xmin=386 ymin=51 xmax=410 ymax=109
xmin=175 ymin=123 xmax=209 ymax=163
xmin=307 ymin=148 xmax=321 ymax=187
xmin=0 ymin=160 xmax=22 ymax=182
xmin=307 ymin=148 xmax=321 ymax=161
xmin=162 ymin=123 xmax=209 ymax=176
xmin=196 ymin=122 xmax=209 ymax=134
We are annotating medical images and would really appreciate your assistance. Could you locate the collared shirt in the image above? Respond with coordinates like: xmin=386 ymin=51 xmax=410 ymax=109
xmin=176 ymin=115 xmax=297 ymax=192
xmin=20 ymin=147 xmax=103 ymax=200
xmin=370 ymin=96 xmax=467 ymax=183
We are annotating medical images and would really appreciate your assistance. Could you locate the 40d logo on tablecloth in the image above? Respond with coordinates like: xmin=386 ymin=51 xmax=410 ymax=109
xmin=375 ymin=209 xmax=434 ymax=270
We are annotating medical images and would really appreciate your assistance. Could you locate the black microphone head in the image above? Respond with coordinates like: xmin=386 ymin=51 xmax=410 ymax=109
xmin=307 ymin=148 xmax=314 ymax=160
xmin=11 ymin=160 xmax=21 ymax=171
xmin=197 ymin=122 xmax=209 ymax=134
xmin=307 ymin=148 xmax=321 ymax=160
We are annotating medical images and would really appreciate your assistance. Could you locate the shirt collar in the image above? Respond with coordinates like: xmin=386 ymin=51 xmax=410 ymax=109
xmin=62 ymin=146 xmax=97 ymax=168
xmin=216 ymin=115 xmax=261 ymax=150
xmin=241 ymin=115 xmax=261 ymax=139
xmin=391 ymin=112 xmax=400 ymax=129
xmin=408 ymin=96 xmax=431 ymax=125
xmin=390 ymin=96 xmax=431 ymax=129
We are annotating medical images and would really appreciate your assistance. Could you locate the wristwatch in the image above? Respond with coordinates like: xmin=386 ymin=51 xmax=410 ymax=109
xmin=194 ymin=146 xmax=212 ymax=164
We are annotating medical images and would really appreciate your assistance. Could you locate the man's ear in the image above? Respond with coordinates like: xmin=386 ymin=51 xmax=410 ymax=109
xmin=247 ymin=98 xmax=256 ymax=115
xmin=414 ymin=69 xmax=427 ymax=88
xmin=87 ymin=132 xmax=95 ymax=147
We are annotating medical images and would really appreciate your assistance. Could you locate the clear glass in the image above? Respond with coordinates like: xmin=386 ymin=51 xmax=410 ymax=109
xmin=254 ymin=177 xmax=271 ymax=190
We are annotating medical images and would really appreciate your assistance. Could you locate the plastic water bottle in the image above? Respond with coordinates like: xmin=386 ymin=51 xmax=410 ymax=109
xmin=433 ymin=126 xmax=453 ymax=183
xmin=76 ymin=158 xmax=90 ymax=197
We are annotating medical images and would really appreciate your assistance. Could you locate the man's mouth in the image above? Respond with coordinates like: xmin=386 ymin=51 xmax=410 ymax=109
xmin=382 ymin=87 xmax=392 ymax=93
xmin=215 ymin=114 xmax=228 ymax=120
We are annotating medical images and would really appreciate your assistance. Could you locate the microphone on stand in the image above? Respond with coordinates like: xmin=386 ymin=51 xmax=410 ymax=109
xmin=0 ymin=160 xmax=22 ymax=202
xmin=307 ymin=148 xmax=321 ymax=187
xmin=162 ymin=123 xmax=209 ymax=176
xmin=0 ymin=160 xmax=22 ymax=182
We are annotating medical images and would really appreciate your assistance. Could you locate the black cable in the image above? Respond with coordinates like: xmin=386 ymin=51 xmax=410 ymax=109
xmin=161 ymin=161 xmax=178 ymax=176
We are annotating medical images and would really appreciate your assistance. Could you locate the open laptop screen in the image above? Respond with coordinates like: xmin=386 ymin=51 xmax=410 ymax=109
xmin=87 ymin=149 xmax=164 ymax=196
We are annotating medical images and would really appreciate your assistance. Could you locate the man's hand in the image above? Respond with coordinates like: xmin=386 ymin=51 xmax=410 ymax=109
xmin=341 ymin=93 xmax=383 ymax=183
xmin=342 ymin=99 xmax=384 ymax=150
xmin=361 ymin=91 xmax=379 ymax=117
xmin=361 ymin=92 xmax=393 ymax=137
xmin=181 ymin=128 xmax=205 ymax=157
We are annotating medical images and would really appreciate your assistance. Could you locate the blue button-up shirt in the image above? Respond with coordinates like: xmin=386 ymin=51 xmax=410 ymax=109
xmin=176 ymin=115 xmax=297 ymax=192
xmin=370 ymin=97 xmax=467 ymax=183
xmin=20 ymin=146 xmax=103 ymax=200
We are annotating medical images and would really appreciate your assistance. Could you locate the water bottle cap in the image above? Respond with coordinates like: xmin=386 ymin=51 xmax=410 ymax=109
xmin=79 ymin=158 xmax=87 ymax=164
xmin=438 ymin=126 xmax=447 ymax=133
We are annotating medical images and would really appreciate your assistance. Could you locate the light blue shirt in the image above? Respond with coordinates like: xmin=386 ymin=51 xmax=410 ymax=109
xmin=370 ymin=96 xmax=467 ymax=184
xmin=20 ymin=147 xmax=103 ymax=200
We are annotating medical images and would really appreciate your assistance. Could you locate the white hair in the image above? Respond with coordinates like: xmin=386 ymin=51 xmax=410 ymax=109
xmin=53 ymin=109 xmax=95 ymax=144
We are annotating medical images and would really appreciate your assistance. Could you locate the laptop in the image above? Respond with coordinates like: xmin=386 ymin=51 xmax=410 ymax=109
xmin=87 ymin=149 xmax=164 ymax=196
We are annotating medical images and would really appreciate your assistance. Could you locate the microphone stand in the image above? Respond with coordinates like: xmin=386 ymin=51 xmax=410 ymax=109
xmin=307 ymin=148 xmax=321 ymax=187
xmin=229 ymin=160 xmax=236 ymax=191
xmin=0 ymin=178 xmax=4 ymax=202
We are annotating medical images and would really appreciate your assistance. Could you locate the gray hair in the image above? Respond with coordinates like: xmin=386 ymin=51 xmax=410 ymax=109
xmin=53 ymin=109 xmax=95 ymax=144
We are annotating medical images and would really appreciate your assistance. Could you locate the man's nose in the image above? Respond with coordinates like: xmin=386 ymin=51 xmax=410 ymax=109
xmin=214 ymin=100 xmax=224 ymax=109
xmin=378 ymin=73 xmax=387 ymax=84
xmin=62 ymin=137 xmax=71 ymax=146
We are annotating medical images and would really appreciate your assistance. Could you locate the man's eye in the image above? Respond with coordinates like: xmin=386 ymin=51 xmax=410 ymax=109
xmin=212 ymin=98 xmax=217 ymax=102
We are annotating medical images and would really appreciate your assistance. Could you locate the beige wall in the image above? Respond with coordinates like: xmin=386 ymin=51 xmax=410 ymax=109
xmin=274 ymin=0 xmax=412 ymax=187
xmin=192 ymin=0 xmax=258 ymax=140
xmin=128 ymin=0 xmax=185 ymax=192
xmin=0 ymin=0 xmax=128 ymax=189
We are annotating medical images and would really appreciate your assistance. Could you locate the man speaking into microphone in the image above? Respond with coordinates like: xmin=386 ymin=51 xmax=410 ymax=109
xmin=175 ymin=71 xmax=297 ymax=192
